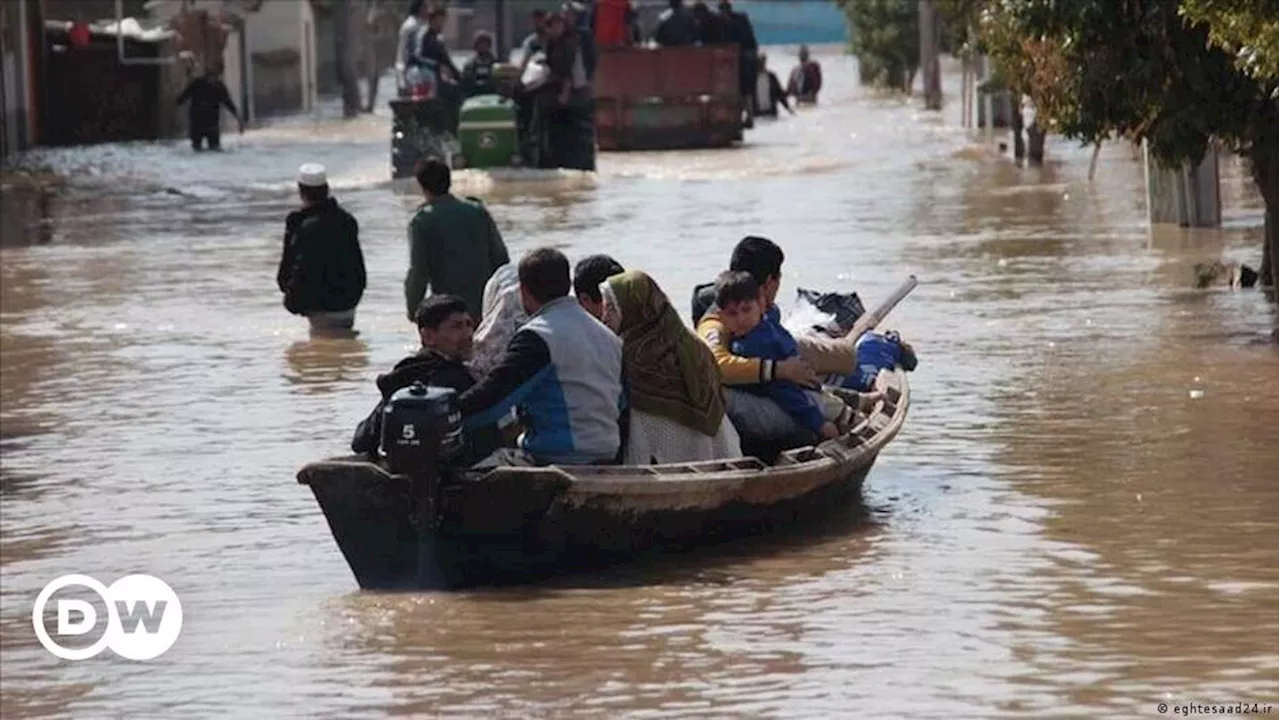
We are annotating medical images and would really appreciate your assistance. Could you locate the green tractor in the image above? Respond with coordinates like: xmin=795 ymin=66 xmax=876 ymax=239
xmin=389 ymin=64 xmax=596 ymax=179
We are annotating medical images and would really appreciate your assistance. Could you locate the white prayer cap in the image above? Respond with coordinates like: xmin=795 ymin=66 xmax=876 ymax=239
xmin=297 ymin=163 xmax=328 ymax=187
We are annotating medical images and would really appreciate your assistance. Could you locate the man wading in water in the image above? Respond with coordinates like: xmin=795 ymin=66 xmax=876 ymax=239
xmin=175 ymin=62 xmax=243 ymax=151
xmin=404 ymin=160 xmax=510 ymax=322
xmin=277 ymin=164 xmax=367 ymax=334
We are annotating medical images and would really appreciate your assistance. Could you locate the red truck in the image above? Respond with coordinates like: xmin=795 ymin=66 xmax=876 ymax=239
xmin=593 ymin=45 xmax=746 ymax=152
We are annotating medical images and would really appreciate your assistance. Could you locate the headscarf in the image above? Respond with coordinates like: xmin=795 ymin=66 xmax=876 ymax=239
xmin=601 ymin=271 xmax=725 ymax=437
xmin=470 ymin=264 xmax=527 ymax=378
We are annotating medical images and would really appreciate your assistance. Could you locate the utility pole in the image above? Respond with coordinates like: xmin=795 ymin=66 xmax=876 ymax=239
xmin=918 ymin=0 xmax=942 ymax=111
xmin=495 ymin=0 xmax=507 ymax=61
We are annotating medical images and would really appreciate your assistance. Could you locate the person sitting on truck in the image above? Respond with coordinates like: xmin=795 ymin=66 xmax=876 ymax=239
xmin=690 ymin=2 xmax=728 ymax=45
xmin=461 ymin=30 xmax=499 ymax=98
xmin=754 ymin=53 xmax=794 ymax=118
xmin=718 ymin=0 xmax=759 ymax=129
xmin=654 ymin=0 xmax=698 ymax=47
xmin=787 ymin=45 xmax=823 ymax=104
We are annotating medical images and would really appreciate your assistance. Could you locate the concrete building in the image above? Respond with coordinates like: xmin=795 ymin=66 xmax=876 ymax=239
xmin=242 ymin=0 xmax=316 ymax=118
xmin=146 ymin=0 xmax=316 ymax=120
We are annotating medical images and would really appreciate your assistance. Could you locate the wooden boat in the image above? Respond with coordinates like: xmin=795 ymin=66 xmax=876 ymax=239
xmin=297 ymin=368 xmax=910 ymax=591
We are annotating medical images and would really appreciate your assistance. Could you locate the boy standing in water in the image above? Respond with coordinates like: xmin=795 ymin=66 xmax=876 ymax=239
xmin=175 ymin=62 xmax=243 ymax=151
xmin=713 ymin=270 xmax=854 ymax=440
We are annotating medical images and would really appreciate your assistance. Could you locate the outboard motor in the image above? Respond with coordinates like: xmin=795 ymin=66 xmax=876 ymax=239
xmin=381 ymin=382 xmax=464 ymax=476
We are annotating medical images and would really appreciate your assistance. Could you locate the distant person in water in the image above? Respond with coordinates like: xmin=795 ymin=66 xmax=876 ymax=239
xmin=175 ymin=62 xmax=242 ymax=151
xmin=786 ymin=45 xmax=823 ymax=104
xmin=753 ymin=53 xmax=793 ymax=118
xmin=276 ymin=164 xmax=367 ymax=333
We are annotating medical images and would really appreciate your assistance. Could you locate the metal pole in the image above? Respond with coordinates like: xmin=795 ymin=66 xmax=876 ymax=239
xmin=495 ymin=0 xmax=507 ymax=61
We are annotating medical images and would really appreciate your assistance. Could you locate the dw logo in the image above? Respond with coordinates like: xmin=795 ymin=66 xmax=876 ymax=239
xmin=32 ymin=574 xmax=183 ymax=661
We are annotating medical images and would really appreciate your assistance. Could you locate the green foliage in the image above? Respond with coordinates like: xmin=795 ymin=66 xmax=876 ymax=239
xmin=936 ymin=0 xmax=984 ymax=57
xmin=839 ymin=0 xmax=919 ymax=91
xmin=978 ymin=0 xmax=1276 ymax=167
xmin=1180 ymin=0 xmax=1279 ymax=85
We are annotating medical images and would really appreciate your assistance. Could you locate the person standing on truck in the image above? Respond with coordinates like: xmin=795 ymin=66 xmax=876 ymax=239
xmin=404 ymin=160 xmax=511 ymax=322
xmin=175 ymin=62 xmax=243 ymax=152
xmin=519 ymin=9 xmax=549 ymax=69
xmin=654 ymin=0 xmax=698 ymax=47
xmin=395 ymin=0 xmax=431 ymax=95
xmin=718 ymin=0 xmax=759 ymax=129
xmin=562 ymin=2 xmax=597 ymax=81
xmin=544 ymin=13 xmax=588 ymax=109
xmin=415 ymin=7 xmax=462 ymax=85
xmin=626 ymin=2 xmax=643 ymax=44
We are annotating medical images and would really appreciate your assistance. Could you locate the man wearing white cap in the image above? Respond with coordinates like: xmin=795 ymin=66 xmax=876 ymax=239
xmin=277 ymin=163 xmax=367 ymax=333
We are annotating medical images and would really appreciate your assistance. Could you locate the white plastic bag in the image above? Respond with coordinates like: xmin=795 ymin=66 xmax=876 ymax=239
xmin=521 ymin=52 xmax=551 ymax=90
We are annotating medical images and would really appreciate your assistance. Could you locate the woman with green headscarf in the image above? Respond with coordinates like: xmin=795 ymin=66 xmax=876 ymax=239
xmin=599 ymin=271 xmax=742 ymax=464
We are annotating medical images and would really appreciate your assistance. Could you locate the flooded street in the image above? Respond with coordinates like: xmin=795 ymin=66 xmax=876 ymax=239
xmin=2 ymin=47 xmax=1276 ymax=718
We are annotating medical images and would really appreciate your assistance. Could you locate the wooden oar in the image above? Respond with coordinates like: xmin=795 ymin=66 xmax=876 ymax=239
xmin=844 ymin=274 xmax=919 ymax=342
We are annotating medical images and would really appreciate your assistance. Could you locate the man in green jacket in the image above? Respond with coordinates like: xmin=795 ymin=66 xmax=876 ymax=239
xmin=404 ymin=159 xmax=511 ymax=321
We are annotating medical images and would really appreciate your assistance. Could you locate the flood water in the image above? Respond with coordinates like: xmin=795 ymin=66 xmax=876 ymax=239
xmin=2 ymin=48 xmax=1276 ymax=719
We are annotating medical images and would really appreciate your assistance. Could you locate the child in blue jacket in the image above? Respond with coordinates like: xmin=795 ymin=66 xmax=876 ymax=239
xmin=713 ymin=271 xmax=853 ymax=440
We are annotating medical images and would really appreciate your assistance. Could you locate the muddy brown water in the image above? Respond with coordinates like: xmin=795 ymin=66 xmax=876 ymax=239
xmin=2 ymin=50 xmax=1276 ymax=719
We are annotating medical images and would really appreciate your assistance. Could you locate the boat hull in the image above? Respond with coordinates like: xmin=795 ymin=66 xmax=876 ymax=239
xmin=300 ymin=456 xmax=875 ymax=590
xmin=299 ymin=370 xmax=910 ymax=590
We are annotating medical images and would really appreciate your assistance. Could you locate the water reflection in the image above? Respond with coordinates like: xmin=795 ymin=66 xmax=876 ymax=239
xmin=325 ymin=505 xmax=884 ymax=717
xmin=283 ymin=335 xmax=371 ymax=393
xmin=0 ymin=184 xmax=55 ymax=247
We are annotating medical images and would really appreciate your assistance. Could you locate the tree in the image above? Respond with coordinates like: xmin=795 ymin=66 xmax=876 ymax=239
xmin=311 ymin=0 xmax=363 ymax=117
xmin=1177 ymin=0 xmax=1280 ymax=293
xmin=979 ymin=0 xmax=1279 ymax=287
xmin=839 ymin=0 xmax=919 ymax=92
